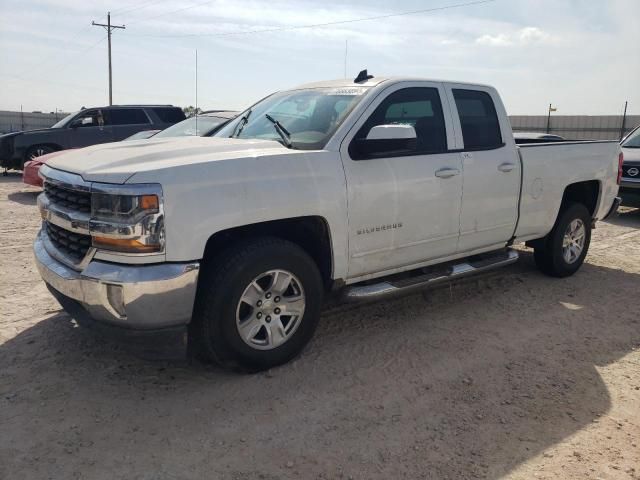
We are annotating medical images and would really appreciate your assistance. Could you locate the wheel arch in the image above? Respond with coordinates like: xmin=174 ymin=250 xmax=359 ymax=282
xmin=201 ymin=216 xmax=336 ymax=291
xmin=561 ymin=179 xmax=601 ymax=218
xmin=23 ymin=143 xmax=64 ymax=161
xmin=526 ymin=180 xmax=601 ymax=249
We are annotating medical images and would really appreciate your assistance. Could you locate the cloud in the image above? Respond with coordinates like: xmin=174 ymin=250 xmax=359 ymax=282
xmin=475 ymin=26 xmax=554 ymax=46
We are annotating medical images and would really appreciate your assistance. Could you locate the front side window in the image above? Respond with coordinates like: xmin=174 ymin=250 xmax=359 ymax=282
xmin=110 ymin=108 xmax=150 ymax=126
xmin=453 ymin=89 xmax=503 ymax=150
xmin=72 ymin=109 xmax=108 ymax=128
xmin=350 ymin=87 xmax=447 ymax=159
xmin=216 ymin=87 xmax=368 ymax=150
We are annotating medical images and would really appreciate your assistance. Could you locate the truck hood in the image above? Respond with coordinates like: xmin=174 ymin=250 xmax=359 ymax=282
xmin=47 ymin=136 xmax=290 ymax=184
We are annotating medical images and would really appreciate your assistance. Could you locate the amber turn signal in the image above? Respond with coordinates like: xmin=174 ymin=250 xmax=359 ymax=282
xmin=139 ymin=194 xmax=159 ymax=211
xmin=92 ymin=236 xmax=160 ymax=253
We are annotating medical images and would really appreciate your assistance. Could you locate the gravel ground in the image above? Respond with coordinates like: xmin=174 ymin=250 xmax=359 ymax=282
xmin=1 ymin=171 xmax=639 ymax=480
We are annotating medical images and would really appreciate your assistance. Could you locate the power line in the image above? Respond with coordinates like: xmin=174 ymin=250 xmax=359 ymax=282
xmin=14 ymin=24 xmax=96 ymax=78
xmin=126 ymin=0 xmax=218 ymax=26
xmin=111 ymin=0 xmax=173 ymax=17
xmin=129 ymin=0 xmax=496 ymax=38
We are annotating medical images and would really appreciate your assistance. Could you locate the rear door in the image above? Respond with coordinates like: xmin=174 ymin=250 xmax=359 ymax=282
xmin=340 ymin=82 xmax=463 ymax=279
xmin=68 ymin=109 xmax=114 ymax=148
xmin=109 ymin=108 xmax=154 ymax=140
xmin=446 ymin=86 xmax=521 ymax=253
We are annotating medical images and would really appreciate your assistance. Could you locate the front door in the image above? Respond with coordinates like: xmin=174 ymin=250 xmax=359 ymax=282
xmin=340 ymin=82 xmax=463 ymax=279
xmin=68 ymin=109 xmax=113 ymax=148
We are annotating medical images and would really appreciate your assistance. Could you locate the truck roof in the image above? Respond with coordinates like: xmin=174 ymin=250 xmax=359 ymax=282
xmin=90 ymin=105 xmax=179 ymax=109
xmin=292 ymin=76 xmax=494 ymax=91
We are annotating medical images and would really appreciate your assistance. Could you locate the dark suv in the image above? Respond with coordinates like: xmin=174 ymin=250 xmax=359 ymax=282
xmin=0 ymin=105 xmax=186 ymax=170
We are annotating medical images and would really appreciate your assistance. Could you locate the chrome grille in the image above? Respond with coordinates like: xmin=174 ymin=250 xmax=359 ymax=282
xmin=45 ymin=221 xmax=92 ymax=262
xmin=622 ymin=164 xmax=639 ymax=178
xmin=43 ymin=182 xmax=91 ymax=213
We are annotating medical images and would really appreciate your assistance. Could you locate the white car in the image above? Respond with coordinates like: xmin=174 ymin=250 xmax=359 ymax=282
xmin=35 ymin=71 xmax=622 ymax=370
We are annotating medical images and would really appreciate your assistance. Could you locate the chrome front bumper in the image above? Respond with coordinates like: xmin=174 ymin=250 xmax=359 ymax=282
xmin=34 ymin=230 xmax=200 ymax=330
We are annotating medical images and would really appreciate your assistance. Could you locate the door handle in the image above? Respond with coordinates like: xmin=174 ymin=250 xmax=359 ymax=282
xmin=435 ymin=168 xmax=460 ymax=179
xmin=498 ymin=162 xmax=516 ymax=172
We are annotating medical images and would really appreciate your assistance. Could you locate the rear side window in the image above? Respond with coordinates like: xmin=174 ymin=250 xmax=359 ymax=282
xmin=351 ymin=87 xmax=447 ymax=159
xmin=152 ymin=107 xmax=186 ymax=124
xmin=453 ymin=89 xmax=503 ymax=150
xmin=109 ymin=108 xmax=150 ymax=125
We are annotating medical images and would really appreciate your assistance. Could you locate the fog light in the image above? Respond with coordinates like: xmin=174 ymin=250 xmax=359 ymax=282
xmin=106 ymin=284 xmax=126 ymax=318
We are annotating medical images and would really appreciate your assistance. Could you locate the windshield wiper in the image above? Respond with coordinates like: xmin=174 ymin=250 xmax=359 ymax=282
xmin=231 ymin=109 xmax=252 ymax=138
xmin=265 ymin=114 xmax=292 ymax=148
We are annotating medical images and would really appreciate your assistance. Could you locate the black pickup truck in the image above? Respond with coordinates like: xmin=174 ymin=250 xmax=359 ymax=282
xmin=0 ymin=105 xmax=185 ymax=170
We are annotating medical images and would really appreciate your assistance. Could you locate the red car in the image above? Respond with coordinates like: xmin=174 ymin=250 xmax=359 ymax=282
xmin=22 ymin=150 xmax=67 ymax=187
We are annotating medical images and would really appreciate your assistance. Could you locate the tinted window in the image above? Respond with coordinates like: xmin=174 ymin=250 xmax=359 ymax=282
xmin=453 ymin=89 xmax=502 ymax=150
xmin=73 ymin=109 xmax=109 ymax=127
xmin=351 ymin=87 xmax=447 ymax=159
xmin=153 ymin=107 xmax=186 ymax=124
xmin=109 ymin=108 xmax=150 ymax=125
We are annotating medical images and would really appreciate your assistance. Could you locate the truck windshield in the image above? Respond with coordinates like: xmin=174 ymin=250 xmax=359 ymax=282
xmin=623 ymin=128 xmax=640 ymax=148
xmin=216 ymin=87 xmax=369 ymax=149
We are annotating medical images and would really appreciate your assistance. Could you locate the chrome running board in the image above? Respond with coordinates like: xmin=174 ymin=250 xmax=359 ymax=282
xmin=342 ymin=248 xmax=519 ymax=302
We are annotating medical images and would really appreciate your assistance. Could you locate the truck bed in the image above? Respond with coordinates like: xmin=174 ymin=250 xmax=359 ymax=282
xmin=514 ymin=140 xmax=621 ymax=242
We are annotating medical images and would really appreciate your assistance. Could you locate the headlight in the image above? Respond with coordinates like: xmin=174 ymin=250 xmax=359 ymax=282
xmin=89 ymin=184 xmax=165 ymax=254
xmin=92 ymin=192 xmax=159 ymax=222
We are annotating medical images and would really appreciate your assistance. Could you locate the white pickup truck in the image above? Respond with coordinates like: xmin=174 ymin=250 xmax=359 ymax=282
xmin=35 ymin=72 xmax=622 ymax=370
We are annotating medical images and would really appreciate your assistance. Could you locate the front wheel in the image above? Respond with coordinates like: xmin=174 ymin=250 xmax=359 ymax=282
xmin=534 ymin=202 xmax=591 ymax=277
xmin=191 ymin=237 xmax=324 ymax=371
xmin=25 ymin=145 xmax=55 ymax=162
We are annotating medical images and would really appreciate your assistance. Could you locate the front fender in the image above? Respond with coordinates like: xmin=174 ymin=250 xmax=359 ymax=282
xmin=128 ymin=151 xmax=350 ymax=280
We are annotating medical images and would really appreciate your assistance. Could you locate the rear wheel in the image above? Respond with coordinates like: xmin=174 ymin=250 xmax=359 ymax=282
xmin=191 ymin=237 xmax=324 ymax=372
xmin=534 ymin=202 xmax=591 ymax=277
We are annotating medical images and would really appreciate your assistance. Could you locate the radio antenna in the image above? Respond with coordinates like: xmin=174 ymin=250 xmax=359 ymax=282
xmin=195 ymin=49 xmax=198 ymax=135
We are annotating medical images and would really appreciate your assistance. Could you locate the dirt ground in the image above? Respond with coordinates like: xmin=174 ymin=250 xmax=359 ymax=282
xmin=1 ymin=171 xmax=639 ymax=480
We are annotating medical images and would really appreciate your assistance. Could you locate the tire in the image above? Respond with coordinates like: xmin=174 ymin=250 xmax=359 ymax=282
xmin=191 ymin=236 xmax=324 ymax=372
xmin=25 ymin=145 xmax=55 ymax=162
xmin=534 ymin=202 xmax=591 ymax=278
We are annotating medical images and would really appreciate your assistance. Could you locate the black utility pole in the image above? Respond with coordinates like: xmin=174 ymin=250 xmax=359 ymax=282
xmin=620 ymin=101 xmax=628 ymax=140
xmin=92 ymin=12 xmax=125 ymax=105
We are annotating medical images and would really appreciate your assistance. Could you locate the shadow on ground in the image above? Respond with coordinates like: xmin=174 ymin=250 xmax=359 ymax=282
xmin=1 ymin=254 xmax=639 ymax=479
xmin=603 ymin=206 xmax=640 ymax=228
xmin=7 ymin=190 xmax=39 ymax=206
xmin=0 ymin=171 xmax=23 ymax=183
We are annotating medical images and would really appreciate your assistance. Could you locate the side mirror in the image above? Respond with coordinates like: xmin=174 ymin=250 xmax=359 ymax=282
xmin=351 ymin=124 xmax=417 ymax=160
xmin=366 ymin=124 xmax=417 ymax=141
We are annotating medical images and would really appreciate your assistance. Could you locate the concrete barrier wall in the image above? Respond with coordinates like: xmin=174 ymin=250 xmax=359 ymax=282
xmin=509 ymin=115 xmax=640 ymax=141
xmin=0 ymin=110 xmax=69 ymax=134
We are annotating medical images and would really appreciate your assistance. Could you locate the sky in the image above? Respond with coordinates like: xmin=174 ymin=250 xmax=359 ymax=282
xmin=0 ymin=0 xmax=638 ymax=116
